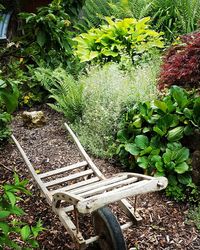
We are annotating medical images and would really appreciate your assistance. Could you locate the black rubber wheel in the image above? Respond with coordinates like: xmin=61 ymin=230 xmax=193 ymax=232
xmin=92 ymin=207 xmax=127 ymax=250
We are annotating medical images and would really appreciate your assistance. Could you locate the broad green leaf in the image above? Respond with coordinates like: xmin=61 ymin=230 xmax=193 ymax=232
xmin=0 ymin=222 xmax=9 ymax=234
xmin=170 ymin=86 xmax=188 ymax=108
xmin=125 ymin=143 xmax=140 ymax=155
xmin=117 ymin=130 xmax=128 ymax=143
xmin=0 ymin=211 xmax=10 ymax=219
xmin=6 ymin=191 xmax=16 ymax=207
xmin=154 ymin=100 xmax=168 ymax=113
xmin=140 ymin=146 xmax=152 ymax=156
xmin=21 ymin=225 xmax=31 ymax=241
xmin=183 ymin=108 xmax=193 ymax=119
xmin=175 ymin=162 xmax=189 ymax=174
xmin=151 ymin=155 xmax=162 ymax=162
xmin=163 ymin=149 xmax=173 ymax=164
xmin=193 ymin=97 xmax=200 ymax=127
xmin=137 ymin=156 xmax=149 ymax=169
xmin=0 ymin=83 xmax=19 ymax=113
xmin=178 ymin=173 xmax=192 ymax=185
xmin=155 ymin=161 xmax=163 ymax=172
xmin=167 ymin=126 xmax=184 ymax=142
xmin=175 ymin=148 xmax=189 ymax=163
xmin=133 ymin=118 xmax=142 ymax=128
xmin=135 ymin=135 xmax=149 ymax=149
xmin=153 ymin=125 xmax=165 ymax=136
xmin=154 ymin=171 xmax=165 ymax=177
xmin=143 ymin=127 xmax=150 ymax=133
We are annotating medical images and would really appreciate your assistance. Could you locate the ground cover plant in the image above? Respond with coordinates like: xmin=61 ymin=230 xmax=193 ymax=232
xmin=0 ymin=173 xmax=44 ymax=249
xmin=115 ymin=85 xmax=200 ymax=200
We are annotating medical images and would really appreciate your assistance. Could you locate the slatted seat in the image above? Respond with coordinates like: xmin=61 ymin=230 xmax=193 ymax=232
xmin=52 ymin=173 xmax=166 ymax=214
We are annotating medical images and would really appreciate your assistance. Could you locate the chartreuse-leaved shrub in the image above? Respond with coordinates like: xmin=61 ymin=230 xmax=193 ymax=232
xmin=0 ymin=173 xmax=44 ymax=249
xmin=115 ymin=86 xmax=200 ymax=200
xmin=73 ymin=17 xmax=164 ymax=64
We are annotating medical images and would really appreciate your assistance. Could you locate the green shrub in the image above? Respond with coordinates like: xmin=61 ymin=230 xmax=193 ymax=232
xmin=115 ymin=86 xmax=200 ymax=200
xmin=73 ymin=17 xmax=164 ymax=64
xmin=149 ymin=0 xmax=200 ymax=41
xmin=0 ymin=78 xmax=19 ymax=142
xmin=158 ymin=32 xmax=200 ymax=90
xmin=19 ymin=0 xmax=74 ymax=69
xmin=0 ymin=173 xmax=44 ymax=249
xmin=72 ymin=60 xmax=160 ymax=157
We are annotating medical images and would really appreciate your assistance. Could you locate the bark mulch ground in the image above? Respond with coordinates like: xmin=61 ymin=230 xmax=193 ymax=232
xmin=0 ymin=105 xmax=200 ymax=249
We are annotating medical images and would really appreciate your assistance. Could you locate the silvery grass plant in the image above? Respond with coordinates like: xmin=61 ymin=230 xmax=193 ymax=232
xmin=72 ymin=59 xmax=161 ymax=157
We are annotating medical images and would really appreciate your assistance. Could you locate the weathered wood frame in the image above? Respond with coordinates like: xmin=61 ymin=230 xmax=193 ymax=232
xmin=11 ymin=123 xmax=168 ymax=249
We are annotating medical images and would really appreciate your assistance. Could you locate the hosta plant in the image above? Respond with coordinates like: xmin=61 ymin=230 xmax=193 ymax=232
xmin=115 ymin=86 xmax=200 ymax=200
xmin=73 ymin=17 xmax=164 ymax=64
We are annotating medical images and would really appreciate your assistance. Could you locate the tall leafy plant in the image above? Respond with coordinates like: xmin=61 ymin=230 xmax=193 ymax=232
xmin=149 ymin=0 xmax=200 ymax=40
xmin=0 ymin=78 xmax=19 ymax=142
xmin=19 ymin=0 xmax=73 ymax=68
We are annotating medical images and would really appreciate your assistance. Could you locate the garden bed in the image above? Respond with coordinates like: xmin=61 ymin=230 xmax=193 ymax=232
xmin=0 ymin=105 xmax=199 ymax=249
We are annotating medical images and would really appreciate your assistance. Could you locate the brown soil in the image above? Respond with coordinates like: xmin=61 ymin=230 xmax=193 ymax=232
xmin=0 ymin=105 xmax=199 ymax=250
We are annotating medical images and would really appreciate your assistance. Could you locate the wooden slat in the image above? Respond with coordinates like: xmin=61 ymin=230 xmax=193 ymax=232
xmin=38 ymin=161 xmax=88 ymax=179
xmin=71 ymin=174 xmax=129 ymax=195
xmin=79 ymin=176 xmax=138 ymax=198
xmin=55 ymin=208 xmax=86 ymax=246
xmin=64 ymin=123 xmax=105 ymax=180
xmin=44 ymin=169 xmax=93 ymax=187
xmin=50 ymin=177 xmax=100 ymax=194
xmin=119 ymin=199 xmax=142 ymax=223
xmin=77 ymin=177 xmax=168 ymax=213
xmin=11 ymin=135 xmax=52 ymax=205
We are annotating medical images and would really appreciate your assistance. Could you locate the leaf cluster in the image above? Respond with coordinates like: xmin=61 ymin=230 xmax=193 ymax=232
xmin=0 ymin=173 xmax=44 ymax=249
xmin=73 ymin=17 xmax=164 ymax=63
xmin=0 ymin=77 xmax=19 ymax=142
xmin=116 ymin=86 xmax=200 ymax=200
xmin=158 ymin=32 xmax=200 ymax=90
xmin=19 ymin=0 xmax=73 ymax=69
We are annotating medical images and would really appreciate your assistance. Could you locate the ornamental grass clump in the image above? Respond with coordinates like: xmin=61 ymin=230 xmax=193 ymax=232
xmin=72 ymin=60 xmax=160 ymax=157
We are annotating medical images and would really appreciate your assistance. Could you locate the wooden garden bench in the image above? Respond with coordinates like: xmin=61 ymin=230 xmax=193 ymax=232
xmin=12 ymin=123 xmax=168 ymax=250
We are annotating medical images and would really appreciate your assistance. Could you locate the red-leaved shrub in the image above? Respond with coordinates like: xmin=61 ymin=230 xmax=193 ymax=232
xmin=158 ymin=32 xmax=200 ymax=90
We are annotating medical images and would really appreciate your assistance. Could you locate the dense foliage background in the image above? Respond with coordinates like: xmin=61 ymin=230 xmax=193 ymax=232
xmin=0 ymin=0 xmax=200 ymax=247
